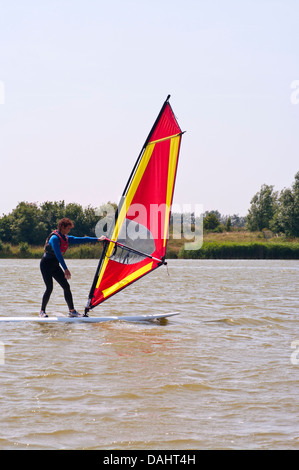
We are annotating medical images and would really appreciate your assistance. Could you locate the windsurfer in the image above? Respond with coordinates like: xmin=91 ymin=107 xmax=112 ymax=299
xmin=40 ymin=217 xmax=105 ymax=317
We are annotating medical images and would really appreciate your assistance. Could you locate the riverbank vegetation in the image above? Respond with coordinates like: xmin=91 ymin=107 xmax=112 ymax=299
xmin=0 ymin=172 xmax=298 ymax=259
xmin=1 ymin=230 xmax=299 ymax=260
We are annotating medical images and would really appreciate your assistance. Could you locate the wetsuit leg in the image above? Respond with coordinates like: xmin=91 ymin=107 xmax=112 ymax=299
xmin=40 ymin=257 xmax=54 ymax=312
xmin=51 ymin=263 xmax=74 ymax=311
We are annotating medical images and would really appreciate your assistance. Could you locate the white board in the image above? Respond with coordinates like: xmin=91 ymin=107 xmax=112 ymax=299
xmin=0 ymin=312 xmax=179 ymax=323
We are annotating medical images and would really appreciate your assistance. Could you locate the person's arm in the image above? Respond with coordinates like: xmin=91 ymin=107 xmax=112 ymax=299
xmin=68 ymin=235 xmax=105 ymax=245
xmin=49 ymin=235 xmax=68 ymax=270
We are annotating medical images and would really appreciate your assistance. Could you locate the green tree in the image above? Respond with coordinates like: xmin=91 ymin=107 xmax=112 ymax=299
xmin=225 ymin=216 xmax=232 ymax=232
xmin=39 ymin=201 xmax=66 ymax=234
xmin=10 ymin=202 xmax=46 ymax=244
xmin=203 ymin=211 xmax=221 ymax=231
xmin=272 ymin=172 xmax=299 ymax=237
xmin=65 ymin=203 xmax=86 ymax=236
xmin=83 ymin=205 xmax=100 ymax=236
xmin=246 ymin=184 xmax=278 ymax=231
xmin=0 ymin=213 xmax=14 ymax=242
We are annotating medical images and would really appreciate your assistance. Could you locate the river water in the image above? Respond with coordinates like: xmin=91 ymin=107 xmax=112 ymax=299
xmin=0 ymin=258 xmax=298 ymax=450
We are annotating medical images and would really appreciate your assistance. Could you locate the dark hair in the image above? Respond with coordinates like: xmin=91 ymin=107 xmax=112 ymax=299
xmin=57 ymin=218 xmax=74 ymax=231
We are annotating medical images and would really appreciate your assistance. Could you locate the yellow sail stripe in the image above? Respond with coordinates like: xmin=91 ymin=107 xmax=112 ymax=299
xmin=163 ymin=135 xmax=181 ymax=246
xmin=96 ymin=143 xmax=155 ymax=289
xmin=148 ymin=133 xmax=181 ymax=146
xmin=102 ymin=262 xmax=153 ymax=299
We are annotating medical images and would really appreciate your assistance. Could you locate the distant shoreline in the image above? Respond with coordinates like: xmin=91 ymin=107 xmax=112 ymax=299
xmin=1 ymin=231 xmax=299 ymax=260
xmin=179 ymin=241 xmax=299 ymax=260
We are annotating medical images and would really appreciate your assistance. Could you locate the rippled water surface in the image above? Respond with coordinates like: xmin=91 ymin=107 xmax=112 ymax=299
xmin=0 ymin=259 xmax=298 ymax=449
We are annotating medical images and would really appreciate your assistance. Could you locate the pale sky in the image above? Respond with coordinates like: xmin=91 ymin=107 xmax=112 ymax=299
xmin=0 ymin=0 xmax=298 ymax=217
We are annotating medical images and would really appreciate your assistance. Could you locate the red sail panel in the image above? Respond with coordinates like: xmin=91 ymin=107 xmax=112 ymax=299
xmin=88 ymin=98 xmax=183 ymax=310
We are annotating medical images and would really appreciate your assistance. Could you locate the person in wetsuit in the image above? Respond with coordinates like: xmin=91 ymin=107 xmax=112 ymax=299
xmin=40 ymin=217 xmax=104 ymax=317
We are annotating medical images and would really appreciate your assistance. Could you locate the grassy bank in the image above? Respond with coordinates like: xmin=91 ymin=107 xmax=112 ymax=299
xmin=169 ymin=230 xmax=299 ymax=259
xmin=1 ymin=232 xmax=299 ymax=260
xmin=0 ymin=243 xmax=103 ymax=260
xmin=179 ymin=241 xmax=299 ymax=259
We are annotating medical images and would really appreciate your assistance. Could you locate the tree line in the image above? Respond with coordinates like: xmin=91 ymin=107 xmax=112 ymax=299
xmin=0 ymin=201 xmax=103 ymax=246
xmin=0 ymin=200 xmax=246 ymax=247
xmin=0 ymin=171 xmax=298 ymax=246
xmin=201 ymin=171 xmax=299 ymax=237
xmin=246 ymin=171 xmax=299 ymax=237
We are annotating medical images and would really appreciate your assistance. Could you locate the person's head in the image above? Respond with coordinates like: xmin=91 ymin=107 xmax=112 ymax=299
xmin=57 ymin=218 xmax=74 ymax=235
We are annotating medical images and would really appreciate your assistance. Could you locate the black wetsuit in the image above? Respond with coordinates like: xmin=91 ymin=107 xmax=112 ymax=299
xmin=40 ymin=232 xmax=98 ymax=313
xmin=40 ymin=255 xmax=74 ymax=311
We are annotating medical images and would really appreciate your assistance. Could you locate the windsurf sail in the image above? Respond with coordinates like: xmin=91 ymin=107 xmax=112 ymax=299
xmin=85 ymin=95 xmax=183 ymax=314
